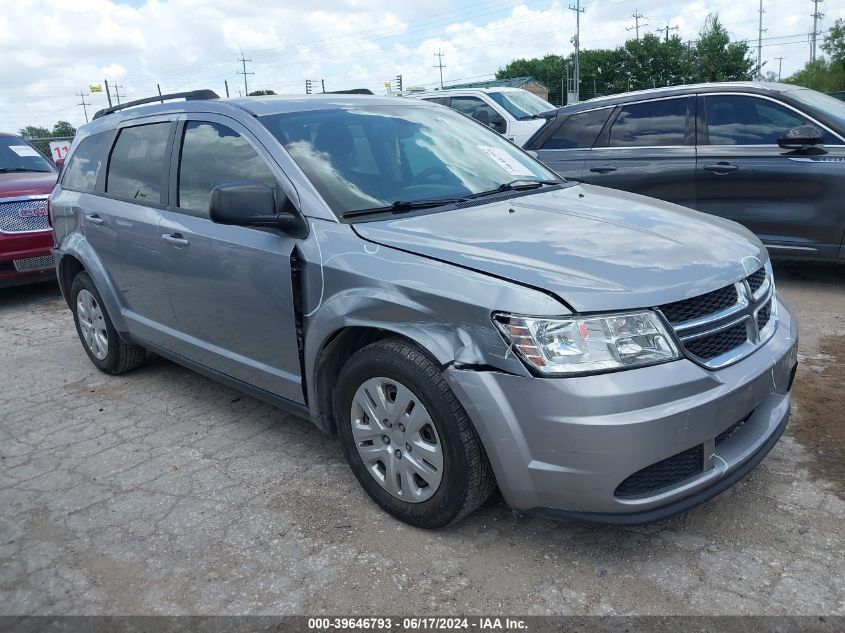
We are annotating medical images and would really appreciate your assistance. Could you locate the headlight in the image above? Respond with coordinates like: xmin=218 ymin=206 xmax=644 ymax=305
xmin=494 ymin=311 xmax=680 ymax=376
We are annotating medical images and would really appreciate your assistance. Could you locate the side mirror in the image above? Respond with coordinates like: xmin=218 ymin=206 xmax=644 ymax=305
xmin=778 ymin=125 xmax=823 ymax=150
xmin=209 ymin=181 xmax=307 ymax=237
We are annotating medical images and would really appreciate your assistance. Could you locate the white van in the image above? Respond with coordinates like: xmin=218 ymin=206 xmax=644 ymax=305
xmin=406 ymin=87 xmax=554 ymax=147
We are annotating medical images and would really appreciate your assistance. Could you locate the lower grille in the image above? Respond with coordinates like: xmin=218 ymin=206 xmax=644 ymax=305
xmin=615 ymin=444 xmax=704 ymax=498
xmin=715 ymin=412 xmax=753 ymax=446
xmin=12 ymin=255 xmax=53 ymax=272
xmin=0 ymin=198 xmax=50 ymax=233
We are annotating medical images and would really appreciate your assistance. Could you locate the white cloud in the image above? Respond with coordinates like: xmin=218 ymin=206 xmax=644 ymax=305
xmin=0 ymin=0 xmax=842 ymax=133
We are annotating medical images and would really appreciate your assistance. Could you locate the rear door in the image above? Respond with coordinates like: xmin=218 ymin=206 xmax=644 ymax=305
xmin=530 ymin=106 xmax=613 ymax=182
xmin=581 ymin=96 xmax=696 ymax=208
xmin=158 ymin=114 xmax=304 ymax=404
xmin=696 ymin=93 xmax=845 ymax=258
xmin=83 ymin=118 xmax=178 ymax=347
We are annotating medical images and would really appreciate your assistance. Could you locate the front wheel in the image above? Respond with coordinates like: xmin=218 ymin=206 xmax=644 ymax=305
xmin=335 ymin=339 xmax=495 ymax=528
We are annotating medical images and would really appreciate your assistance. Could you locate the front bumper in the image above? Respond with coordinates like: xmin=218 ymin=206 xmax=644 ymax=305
xmin=445 ymin=295 xmax=799 ymax=523
xmin=0 ymin=230 xmax=54 ymax=288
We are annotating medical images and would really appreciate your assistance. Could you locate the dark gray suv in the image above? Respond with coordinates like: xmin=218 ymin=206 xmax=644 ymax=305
xmin=51 ymin=91 xmax=798 ymax=528
xmin=526 ymin=82 xmax=845 ymax=260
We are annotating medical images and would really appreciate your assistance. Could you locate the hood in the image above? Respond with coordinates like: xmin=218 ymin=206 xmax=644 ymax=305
xmin=352 ymin=183 xmax=767 ymax=313
xmin=0 ymin=172 xmax=57 ymax=197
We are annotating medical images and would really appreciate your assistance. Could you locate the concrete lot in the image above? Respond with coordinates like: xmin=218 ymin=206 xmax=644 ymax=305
xmin=0 ymin=260 xmax=843 ymax=616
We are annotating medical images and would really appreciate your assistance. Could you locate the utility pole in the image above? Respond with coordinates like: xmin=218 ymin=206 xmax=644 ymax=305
xmin=659 ymin=22 xmax=678 ymax=42
xmin=775 ymin=56 xmax=785 ymax=80
xmin=224 ymin=80 xmax=230 ymax=98
xmin=626 ymin=10 xmax=646 ymax=40
xmin=112 ymin=83 xmax=124 ymax=105
xmin=569 ymin=0 xmax=584 ymax=103
xmin=237 ymin=52 xmax=253 ymax=96
xmin=76 ymin=90 xmax=91 ymax=123
xmin=434 ymin=50 xmax=446 ymax=89
xmin=104 ymin=79 xmax=113 ymax=108
xmin=810 ymin=0 xmax=824 ymax=62
xmin=756 ymin=0 xmax=766 ymax=81
xmin=321 ymin=79 xmax=326 ymax=93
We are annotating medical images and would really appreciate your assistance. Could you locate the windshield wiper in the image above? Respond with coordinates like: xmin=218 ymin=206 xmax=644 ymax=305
xmin=464 ymin=178 xmax=560 ymax=200
xmin=343 ymin=197 xmax=465 ymax=219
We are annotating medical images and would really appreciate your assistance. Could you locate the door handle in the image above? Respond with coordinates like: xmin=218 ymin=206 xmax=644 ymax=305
xmin=162 ymin=233 xmax=189 ymax=247
xmin=589 ymin=165 xmax=617 ymax=174
xmin=85 ymin=213 xmax=104 ymax=226
xmin=703 ymin=162 xmax=739 ymax=174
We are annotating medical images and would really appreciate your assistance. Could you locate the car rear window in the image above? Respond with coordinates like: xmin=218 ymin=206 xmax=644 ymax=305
xmin=542 ymin=108 xmax=612 ymax=149
xmin=609 ymin=98 xmax=688 ymax=147
xmin=62 ymin=133 xmax=111 ymax=193
xmin=106 ymin=123 xmax=170 ymax=203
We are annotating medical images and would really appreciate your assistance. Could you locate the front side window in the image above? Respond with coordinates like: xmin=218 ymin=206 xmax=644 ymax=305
xmin=62 ymin=133 xmax=110 ymax=192
xmin=609 ymin=98 xmax=688 ymax=147
xmin=704 ymin=95 xmax=837 ymax=145
xmin=449 ymin=96 xmax=501 ymax=127
xmin=260 ymin=104 xmax=557 ymax=218
xmin=543 ymin=108 xmax=612 ymax=150
xmin=106 ymin=123 xmax=170 ymax=202
xmin=0 ymin=136 xmax=55 ymax=174
xmin=178 ymin=121 xmax=276 ymax=213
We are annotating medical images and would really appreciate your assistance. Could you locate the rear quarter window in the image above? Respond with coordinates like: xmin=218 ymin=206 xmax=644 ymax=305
xmin=61 ymin=133 xmax=111 ymax=193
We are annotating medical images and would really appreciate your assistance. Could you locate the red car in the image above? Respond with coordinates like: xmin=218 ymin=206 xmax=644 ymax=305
xmin=0 ymin=133 xmax=58 ymax=288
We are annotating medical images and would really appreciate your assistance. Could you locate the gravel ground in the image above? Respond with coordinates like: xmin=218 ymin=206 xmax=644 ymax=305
xmin=0 ymin=260 xmax=843 ymax=616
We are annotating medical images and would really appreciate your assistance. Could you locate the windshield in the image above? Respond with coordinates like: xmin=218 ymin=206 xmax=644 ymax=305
xmin=787 ymin=88 xmax=845 ymax=132
xmin=488 ymin=90 xmax=555 ymax=119
xmin=260 ymin=104 xmax=558 ymax=217
xmin=0 ymin=136 xmax=55 ymax=173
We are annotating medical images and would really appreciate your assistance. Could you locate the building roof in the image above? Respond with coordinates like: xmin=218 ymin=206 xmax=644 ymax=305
xmin=445 ymin=76 xmax=548 ymax=90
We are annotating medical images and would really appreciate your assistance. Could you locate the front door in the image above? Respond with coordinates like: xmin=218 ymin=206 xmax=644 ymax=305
xmin=159 ymin=115 xmax=304 ymax=404
xmin=695 ymin=93 xmax=845 ymax=258
xmin=581 ymin=96 xmax=696 ymax=208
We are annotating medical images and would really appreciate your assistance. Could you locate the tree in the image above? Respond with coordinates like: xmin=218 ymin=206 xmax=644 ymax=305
xmin=691 ymin=14 xmax=754 ymax=82
xmin=822 ymin=18 xmax=845 ymax=67
xmin=248 ymin=89 xmax=276 ymax=96
xmin=52 ymin=121 xmax=76 ymax=137
xmin=19 ymin=125 xmax=51 ymax=139
xmin=496 ymin=54 xmax=568 ymax=103
xmin=785 ymin=59 xmax=845 ymax=92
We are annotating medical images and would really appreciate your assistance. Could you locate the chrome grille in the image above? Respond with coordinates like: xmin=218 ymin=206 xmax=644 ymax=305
xmin=658 ymin=266 xmax=776 ymax=369
xmin=0 ymin=198 xmax=50 ymax=233
xmin=12 ymin=255 xmax=54 ymax=272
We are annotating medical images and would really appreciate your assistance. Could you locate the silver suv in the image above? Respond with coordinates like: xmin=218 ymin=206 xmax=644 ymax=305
xmin=50 ymin=90 xmax=799 ymax=528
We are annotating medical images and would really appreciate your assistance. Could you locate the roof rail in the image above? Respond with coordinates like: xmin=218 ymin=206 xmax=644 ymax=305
xmin=92 ymin=89 xmax=220 ymax=120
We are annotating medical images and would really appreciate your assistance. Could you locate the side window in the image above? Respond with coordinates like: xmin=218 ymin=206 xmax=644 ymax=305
xmin=106 ymin=123 xmax=170 ymax=203
xmin=704 ymin=95 xmax=830 ymax=145
xmin=609 ymin=98 xmax=688 ymax=147
xmin=450 ymin=96 xmax=501 ymax=128
xmin=62 ymin=133 xmax=110 ymax=192
xmin=178 ymin=121 xmax=276 ymax=213
xmin=542 ymin=109 xmax=612 ymax=150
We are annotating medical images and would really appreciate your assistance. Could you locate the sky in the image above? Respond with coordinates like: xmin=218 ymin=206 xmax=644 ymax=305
xmin=1 ymin=0 xmax=842 ymax=134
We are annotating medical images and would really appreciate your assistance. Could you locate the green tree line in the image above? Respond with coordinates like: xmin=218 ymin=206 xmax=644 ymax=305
xmin=784 ymin=19 xmax=845 ymax=93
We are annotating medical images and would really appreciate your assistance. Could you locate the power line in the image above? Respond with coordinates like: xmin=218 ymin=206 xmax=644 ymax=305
xmin=434 ymin=49 xmax=446 ymax=89
xmin=626 ymin=10 xmax=647 ymax=40
xmin=810 ymin=0 xmax=824 ymax=62
xmin=569 ymin=0 xmax=584 ymax=103
xmin=237 ymin=52 xmax=254 ymax=96
xmin=75 ymin=90 xmax=91 ymax=123
xmin=111 ymin=82 xmax=124 ymax=105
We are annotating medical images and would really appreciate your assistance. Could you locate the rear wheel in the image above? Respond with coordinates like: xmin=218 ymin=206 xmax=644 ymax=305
xmin=335 ymin=338 xmax=495 ymax=528
xmin=70 ymin=272 xmax=146 ymax=374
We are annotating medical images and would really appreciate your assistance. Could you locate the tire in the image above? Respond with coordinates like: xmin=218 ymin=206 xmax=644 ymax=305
xmin=70 ymin=271 xmax=146 ymax=375
xmin=335 ymin=338 xmax=496 ymax=528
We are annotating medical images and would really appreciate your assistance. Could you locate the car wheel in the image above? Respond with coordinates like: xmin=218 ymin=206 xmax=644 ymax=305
xmin=335 ymin=338 xmax=496 ymax=528
xmin=70 ymin=271 xmax=146 ymax=375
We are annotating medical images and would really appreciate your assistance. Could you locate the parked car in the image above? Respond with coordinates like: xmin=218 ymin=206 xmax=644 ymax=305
xmin=525 ymin=82 xmax=845 ymax=260
xmin=0 ymin=133 xmax=58 ymax=288
xmin=51 ymin=91 xmax=798 ymax=528
xmin=406 ymin=87 xmax=553 ymax=146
